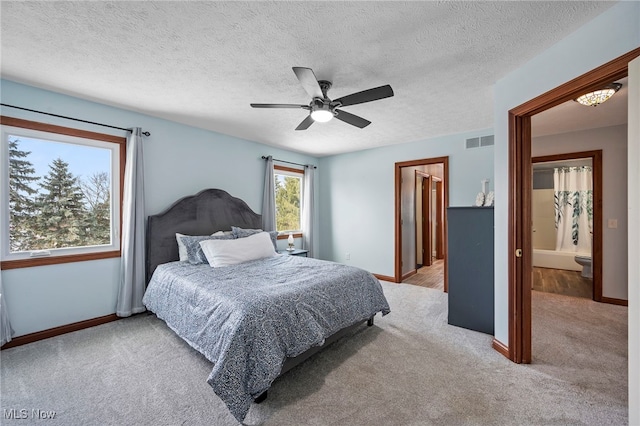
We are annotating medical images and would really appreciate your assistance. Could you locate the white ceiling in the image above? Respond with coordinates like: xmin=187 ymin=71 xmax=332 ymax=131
xmin=532 ymin=77 xmax=628 ymax=138
xmin=0 ymin=1 xmax=617 ymax=157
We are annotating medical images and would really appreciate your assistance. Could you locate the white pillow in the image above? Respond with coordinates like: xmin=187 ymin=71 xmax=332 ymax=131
xmin=199 ymin=231 xmax=276 ymax=267
xmin=176 ymin=233 xmax=189 ymax=261
xmin=176 ymin=231 xmax=227 ymax=262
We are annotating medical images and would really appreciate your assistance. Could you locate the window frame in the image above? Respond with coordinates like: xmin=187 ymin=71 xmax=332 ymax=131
xmin=0 ymin=116 xmax=126 ymax=270
xmin=273 ymin=164 xmax=304 ymax=238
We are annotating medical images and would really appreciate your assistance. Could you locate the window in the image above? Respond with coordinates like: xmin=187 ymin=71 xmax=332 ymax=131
xmin=0 ymin=117 xmax=126 ymax=269
xmin=274 ymin=165 xmax=303 ymax=234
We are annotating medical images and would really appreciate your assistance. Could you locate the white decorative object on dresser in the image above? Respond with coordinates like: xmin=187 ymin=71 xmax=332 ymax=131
xmin=484 ymin=191 xmax=494 ymax=206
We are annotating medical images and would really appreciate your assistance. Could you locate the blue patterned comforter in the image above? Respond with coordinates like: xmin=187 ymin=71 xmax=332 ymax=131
xmin=142 ymin=254 xmax=390 ymax=422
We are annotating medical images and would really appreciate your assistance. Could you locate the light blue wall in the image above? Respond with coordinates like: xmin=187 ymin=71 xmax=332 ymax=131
xmin=492 ymin=0 xmax=640 ymax=349
xmin=1 ymin=79 xmax=318 ymax=336
xmin=317 ymin=130 xmax=494 ymax=276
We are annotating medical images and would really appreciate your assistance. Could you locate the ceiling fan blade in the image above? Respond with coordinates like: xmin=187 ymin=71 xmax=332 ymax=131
xmin=334 ymin=85 xmax=394 ymax=107
xmin=334 ymin=109 xmax=371 ymax=129
xmin=251 ymin=103 xmax=309 ymax=109
xmin=295 ymin=115 xmax=315 ymax=131
xmin=292 ymin=67 xmax=323 ymax=99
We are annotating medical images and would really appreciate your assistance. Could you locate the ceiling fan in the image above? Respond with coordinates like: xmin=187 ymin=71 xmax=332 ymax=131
xmin=250 ymin=67 xmax=394 ymax=130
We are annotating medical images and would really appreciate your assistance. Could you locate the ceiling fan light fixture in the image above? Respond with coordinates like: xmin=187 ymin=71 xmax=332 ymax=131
xmin=574 ymin=82 xmax=622 ymax=107
xmin=251 ymin=67 xmax=393 ymax=130
xmin=310 ymin=108 xmax=333 ymax=123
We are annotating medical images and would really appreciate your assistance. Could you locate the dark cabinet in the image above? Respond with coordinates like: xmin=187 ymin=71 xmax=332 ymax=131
xmin=447 ymin=207 xmax=494 ymax=335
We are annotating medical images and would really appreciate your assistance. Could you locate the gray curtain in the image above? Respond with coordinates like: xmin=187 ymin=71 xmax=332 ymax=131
xmin=117 ymin=128 xmax=146 ymax=317
xmin=0 ymin=272 xmax=14 ymax=346
xmin=302 ymin=165 xmax=314 ymax=257
xmin=262 ymin=156 xmax=276 ymax=232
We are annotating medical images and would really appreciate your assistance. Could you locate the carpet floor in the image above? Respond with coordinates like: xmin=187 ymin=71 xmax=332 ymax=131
xmin=0 ymin=282 xmax=627 ymax=425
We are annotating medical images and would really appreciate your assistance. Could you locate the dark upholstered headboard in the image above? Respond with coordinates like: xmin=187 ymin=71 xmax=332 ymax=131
xmin=146 ymin=189 xmax=262 ymax=283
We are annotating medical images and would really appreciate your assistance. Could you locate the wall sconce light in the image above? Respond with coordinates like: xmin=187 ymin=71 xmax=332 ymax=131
xmin=574 ymin=82 xmax=622 ymax=107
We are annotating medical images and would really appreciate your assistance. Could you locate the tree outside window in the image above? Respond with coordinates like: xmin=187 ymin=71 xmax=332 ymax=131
xmin=8 ymin=138 xmax=112 ymax=251
xmin=274 ymin=169 xmax=302 ymax=232
xmin=1 ymin=117 xmax=124 ymax=269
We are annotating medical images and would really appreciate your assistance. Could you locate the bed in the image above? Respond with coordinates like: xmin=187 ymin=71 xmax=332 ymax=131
xmin=142 ymin=189 xmax=390 ymax=422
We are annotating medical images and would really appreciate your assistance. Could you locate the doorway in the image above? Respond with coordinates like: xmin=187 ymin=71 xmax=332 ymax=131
xmin=394 ymin=157 xmax=449 ymax=289
xmin=531 ymin=151 xmax=602 ymax=301
xmin=505 ymin=48 xmax=639 ymax=363
xmin=416 ymin=171 xmax=444 ymax=268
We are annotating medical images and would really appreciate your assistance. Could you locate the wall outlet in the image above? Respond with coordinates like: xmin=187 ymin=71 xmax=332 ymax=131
xmin=346 ymin=253 xmax=351 ymax=260
xmin=608 ymin=219 xmax=618 ymax=229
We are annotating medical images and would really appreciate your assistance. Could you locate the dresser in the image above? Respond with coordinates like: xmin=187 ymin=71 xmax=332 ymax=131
xmin=446 ymin=206 xmax=494 ymax=335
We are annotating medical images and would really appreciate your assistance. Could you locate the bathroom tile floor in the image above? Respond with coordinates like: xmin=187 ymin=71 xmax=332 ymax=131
xmin=532 ymin=267 xmax=592 ymax=299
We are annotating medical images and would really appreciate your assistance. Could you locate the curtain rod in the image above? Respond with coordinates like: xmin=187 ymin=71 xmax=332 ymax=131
xmin=261 ymin=156 xmax=317 ymax=169
xmin=534 ymin=165 xmax=591 ymax=173
xmin=533 ymin=168 xmax=555 ymax=172
xmin=0 ymin=103 xmax=151 ymax=136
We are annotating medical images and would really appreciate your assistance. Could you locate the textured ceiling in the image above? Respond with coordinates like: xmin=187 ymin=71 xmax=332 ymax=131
xmin=0 ymin=1 xmax=616 ymax=157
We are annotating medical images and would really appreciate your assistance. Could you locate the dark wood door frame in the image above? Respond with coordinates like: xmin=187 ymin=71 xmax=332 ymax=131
xmin=395 ymin=157 xmax=449 ymax=289
xmin=423 ymin=173 xmax=433 ymax=267
xmin=532 ymin=151 xmax=603 ymax=302
xmin=501 ymin=47 xmax=640 ymax=364
xmin=435 ymin=180 xmax=445 ymax=259
xmin=415 ymin=171 xmax=439 ymax=268
xmin=426 ymin=175 xmax=444 ymax=262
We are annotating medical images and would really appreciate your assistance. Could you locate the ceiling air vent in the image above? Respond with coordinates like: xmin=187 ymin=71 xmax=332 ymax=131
xmin=466 ymin=135 xmax=494 ymax=149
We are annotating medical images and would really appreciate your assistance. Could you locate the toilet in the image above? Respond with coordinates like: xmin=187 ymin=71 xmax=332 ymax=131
xmin=574 ymin=255 xmax=592 ymax=279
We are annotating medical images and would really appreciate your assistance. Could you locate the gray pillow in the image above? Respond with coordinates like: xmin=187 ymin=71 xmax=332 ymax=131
xmin=179 ymin=234 xmax=235 ymax=264
xmin=231 ymin=226 xmax=278 ymax=250
xmin=176 ymin=231 xmax=226 ymax=261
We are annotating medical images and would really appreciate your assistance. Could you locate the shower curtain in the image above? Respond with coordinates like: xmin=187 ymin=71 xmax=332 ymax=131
xmin=554 ymin=166 xmax=592 ymax=253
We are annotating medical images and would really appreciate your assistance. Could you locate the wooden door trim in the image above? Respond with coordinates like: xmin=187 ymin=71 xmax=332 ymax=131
xmin=532 ymin=150 xmax=604 ymax=302
xmin=507 ymin=112 xmax=532 ymax=363
xmin=423 ymin=175 xmax=433 ymax=267
xmin=510 ymin=48 xmax=640 ymax=117
xmin=435 ymin=180 xmax=445 ymax=260
xmin=395 ymin=157 xmax=449 ymax=284
xmin=414 ymin=171 xmax=432 ymax=267
xmin=414 ymin=172 xmax=443 ymax=268
xmin=505 ymin=47 xmax=640 ymax=363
